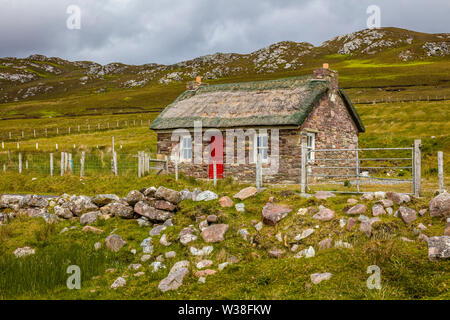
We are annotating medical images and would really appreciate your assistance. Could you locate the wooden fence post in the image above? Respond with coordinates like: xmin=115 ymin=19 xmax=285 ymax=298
xmin=256 ymin=153 xmax=262 ymax=189
xmin=414 ymin=139 xmax=422 ymax=197
xmin=138 ymin=151 xmax=142 ymax=177
xmin=175 ymin=159 xmax=178 ymax=181
xmin=113 ymin=152 xmax=118 ymax=176
xmin=50 ymin=153 xmax=54 ymax=176
xmin=18 ymin=152 xmax=22 ymax=174
xmin=438 ymin=151 xmax=444 ymax=193
xmin=60 ymin=152 xmax=64 ymax=176
xmin=213 ymin=160 xmax=217 ymax=187
xmin=301 ymin=139 xmax=307 ymax=193
xmin=68 ymin=153 xmax=73 ymax=173
xmin=80 ymin=152 xmax=85 ymax=177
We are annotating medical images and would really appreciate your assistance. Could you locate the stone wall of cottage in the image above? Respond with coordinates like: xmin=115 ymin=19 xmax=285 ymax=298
xmin=155 ymin=91 xmax=360 ymax=184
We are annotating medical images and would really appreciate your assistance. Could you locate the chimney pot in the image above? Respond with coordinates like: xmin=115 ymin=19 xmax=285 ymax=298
xmin=323 ymin=63 xmax=329 ymax=69
xmin=196 ymin=76 xmax=202 ymax=83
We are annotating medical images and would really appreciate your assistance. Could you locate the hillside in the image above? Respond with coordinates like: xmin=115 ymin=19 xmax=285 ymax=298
xmin=0 ymin=27 xmax=449 ymax=119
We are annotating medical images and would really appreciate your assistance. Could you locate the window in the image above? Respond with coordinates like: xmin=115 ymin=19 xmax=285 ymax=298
xmin=180 ymin=135 xmax=192 ymax=161
xmin=306 ymin=132 xmax=315 ymax=162
xmin=254 ymin=133 xmax=269 ymax=163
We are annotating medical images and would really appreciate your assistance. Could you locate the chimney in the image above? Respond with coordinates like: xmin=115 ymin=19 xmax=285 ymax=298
xmin=313 ymin=63 xmax=338 ymax=91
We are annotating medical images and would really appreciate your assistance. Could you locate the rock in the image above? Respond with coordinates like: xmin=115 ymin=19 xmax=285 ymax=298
xmin=297 ymin=208 xmax=308 ymax=215
xmin=312 ymin=207 xmax=335 ymax=221
xmin=178 ymin=227 xmax=198 ymax=245
xmin=66 ymin=195 xmax=98 ymax=216
xmin=14 ymin=247 xmax=35 ymax=258
xmin=79 ymin=211 xmax=99 ymax=225
xmin=294 ymin=228 xmax=314 ymax=241
xmin=401 ymin=237 xmax=414 ymax=243
xmin=262 ymin=203 xmax=292 ymax=225
xmin=134 ymin=201 xmax=173 ymax=222
xmin=110 ymin=277 xmax=126 ymax=289
xmin=171 ymin=260 xmax=190 ymax=273
xmin=207 ymin=214 xmax=218 ymax=223
xmin=180 ymin=189 xmax=192 ymax=201
xmin=378 ymin=199 xmax=394 ymax=208
xmin=386 ymin=207 xmax=393 ymax=215
xmin=105 ymin=235 xmax=126 ymax=252
xmin=92 ymin=194 xmax=120 ymax=206
xmin=294 ymin=246 xmax=315 ymax=258
xmin=160 ymin=234 xmax=172 ymax=246
xmin=445 ymin=223 xmax=450 ymax=236
xmin=155 ymin=186 xmax=182 ymax=204
xmin=94 ymin=242 xmax=102 ymax=250
xmin=346 ymin=204 xmax=367 ymax=215
xmin=238 ymin=228 xmax=250 ymax=241
xmin=134 ymin=272 xmax=145 ymax=277
xmin=201 ymin=224 xmax=229 ymax=243
xmin=19 ymin=195 xmax=48 ymax=208
xmin=291 ymin=244 xmax=299 ymax=252
xmin=165 ymin=251 xmax=176 ymax=259
xmin=419 ymin=209 xmax=427 ymax=217
xmin=194 ymin=269 xmax=217 ymax=277
xmin=358 ymin=215 xmax=369 ymax=222
xmin=339 ymin=218 xmax=347 ymax=228
xmin=164 ymin=219 xmax=173 ymax=227
xmin=126 ymin=190 xmax=145 ymax=206
xmin=311 ymin=273 xmax=332 ymax=284
xmin=234 ymin=187 xmax=258 ymax=200
xmin=418 ymin=233 xmax=429 ymax=243
xmin=417 ymin=223 xmax=427 ymax=231
xmin=199 ymin=220 xmax=208 ymax=231
xmin=254 ymin=222 xmax=263 ymax=231
xmin=198 ymin=277 xmax=206 ymax=284
xmin=427 ymin=236 xmax=450 ymax=260
xmin=195 ymin=191 xmax=218 ymax=202
xmin=397 ymin=206 xmax=417 ymax=224
xmin=150 ymin=225 xmax=167 ymax=236
xmin=155 ymin=200 xmax=177 ymax=212
xmin=335 ymin=240 xmax=352 ymax=248
xmin=218 ymin=262 xmax=230 ymax=271
xmin=268 ymin=249 xmax=285 ymax=258
xmin=141 ymin=254 xmax=152 ymax=262
xmin=128 ymin=263 xmax=142 ymax=270
xmin=429 ymin=192 xmax=450 ymax=218
xmin=190 ymin=246 xmax=213 ymax=256
xmin=386 ymin=192 xmax=411 ymax=205
xmin=143 ymin=187 xmax=157 ymax=197
xmin=218 ymin=196 xmax=233 ymax=207
xmin=318 ymin=238 xmax=333 ymax=250
xmin=360 ymin=221 xmax=372 ymax=237
xmin=140 ymin=238 xmax=153 ymax=254
xmin=196 ymin=260 xmax=213 ymax=269
xmin=374 ymin=191 xmax=386 ymax=200
xmin=360 ymin=193 xmax=374 ymax=201
xmin=82 ymin=226 xmax=104 ymax=234
xmin=235 ymin=203 xmax=245 ymax=212
xmin=314 ymin=191 xmax=336 ymax=200
xmin=98 ymin=201 xmax=132 ymax=218
xmin=372 ymin=204 xmax=386 ymax=217
xmin=347 ymin=199 xmax=358 ymax=205
xmin=158 ymin=266 xmax=189 ymax=292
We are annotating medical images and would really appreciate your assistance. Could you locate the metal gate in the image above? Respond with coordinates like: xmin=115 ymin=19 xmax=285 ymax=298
xmin=304 ymin=144 xmax=420 ymax=195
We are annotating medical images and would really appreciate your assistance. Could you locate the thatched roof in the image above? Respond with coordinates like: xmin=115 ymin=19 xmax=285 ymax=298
xmin=150 ymin=75 xmax=365 ymax=132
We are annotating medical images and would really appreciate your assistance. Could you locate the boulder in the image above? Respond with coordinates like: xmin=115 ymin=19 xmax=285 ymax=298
xmin=427 ymin=236 xmax=450 ymax=260
xmin=180 ymin=189 xmax=192 ymax=201
xmin=318 ymin=238 xmax=333 ymax=250
xmin=346 ymin=204 xmax=367 ymax=215
xmin=312 ymin=207 xmax=335 ymax=222
xmin=234 ymin=187 xmax=258 ymax=200
xmin=150 ymin=224 xmax=167 ymax=236
xmin=377 ymin=199 xmax=394 ymax=208
xmin=143 ymin=187 xmax=157 ymax=197
xmin=201 ymin=224 xmax=229 ymax=243
xmin=397 ymin=206 xmax=417 ymax=224
xmin=19 ymin=195 xmax=48 ymax=208
xmin=140 ymin=237 xmax=153 ymax=254
xmin=100 ymin=202 xmax=134 ymax=219
xmin=419 ymin=209 xmax=427 ymax=217
xmin=0 ymin=195 xmax=23 ymax=209
xmin=134 ymin=201 xmax=173 ymax=222
xmin=374 ymin=191 xmax=386 ymax=200
xmin=195 ymin=191 xmax=218 ymax=202
xmin=92 ymin=194 xmax=120 ymax=206
xmin=372 ymin=204 xmax=386 ymax=217
xmin=54 ymin=205 xmax=73 ymax=219
xmin=111 ymin=277 xmax=126 ymax=289
xmin=126 ymin=190 xmax=145 ymax=206
xmin=429 ymin=192 xmax=450 ymax=218
xmin=347 ymin=199 xmax=358 ymax=205
xmin=262 ymin=203 xmax=292 ymax=225
xmin=294 ymin=246 xmax=315 ymax=259
xmin=79 ymin=211 xmax=99 ymax=225
xmin=178 ymin=227 xmax=198 ymax=245
xmin=155 ymin=200 xmax=176 ymax=212
xmin=386 ymin=192 xmax=411 ymax=205
xmin=14 ymin=247 xmax=35 ymax=258
xmin=207 ymin=215 xmax=218 ymax=223
xmin=311 ymin=273 xmax=332 ymax=285
xmin=360 ymin=193 xmax=374 ymax=201
xmin=189 ymin=246 xmax=213 ymax=256
xmin=218 ymin=196 xmax=233 ymax=207
xmin=165 ymin=251 xmax=177 ymax=259
xmin=160 ymin=234 xmax=172 ymax=247
xmin=66 ymin=195 xmax=98 ymax=217
xmin=268 ymin=249 xmax=286 ymax=259
xmin=155 ymin=187 xmax=182 ymax=204
xmin=360 ymin=221 xmax=372 ymax=237
xmin=314 ymin=191 xmax=336 ymax=200
xmin=105 ymin=235 xmax=126 ymax=252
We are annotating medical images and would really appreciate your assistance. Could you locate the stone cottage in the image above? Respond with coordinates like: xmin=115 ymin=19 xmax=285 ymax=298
xmin=150 ymin=65 xmax=365 ymax=184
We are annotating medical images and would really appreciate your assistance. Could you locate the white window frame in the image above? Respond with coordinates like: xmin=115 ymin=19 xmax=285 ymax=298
xmin=179 ymin=135 xmax=192 ymax=162
xmin=306 ymin=132 xmax=315 ymax=162
xmin=254 ymin=133 xmax=269 ymax=163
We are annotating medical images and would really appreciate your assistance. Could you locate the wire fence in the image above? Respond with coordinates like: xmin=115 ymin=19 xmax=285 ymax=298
xmin=354 ymin=95 xmax=449 ymax=105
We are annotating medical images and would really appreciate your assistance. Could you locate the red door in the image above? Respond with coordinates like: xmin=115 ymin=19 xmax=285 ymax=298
xmin=209 ymin=135 xmax=224 ymax=179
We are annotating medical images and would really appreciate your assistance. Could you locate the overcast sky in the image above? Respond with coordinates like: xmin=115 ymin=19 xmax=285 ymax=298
xmin=0 ymin=0 xmax=449 ymax=65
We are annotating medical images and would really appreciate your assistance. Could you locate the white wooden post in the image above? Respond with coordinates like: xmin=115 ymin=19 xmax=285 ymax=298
xmin=56 ymin=143 xmax=58 ymax=150
xmin=45 ymin=128 xmax=48 ymax=137
xmin=68 ymin=153 xmax=73 ymax=173
xmin=18 ymin=153 xmax=22 ymax=173
xmin=1 ymin=141 xmax=4 ymax=149
xmin=80 ymin=152 xmax=85 ymax=177
xmin=438 ymin=151 xmax=444 ymax=193
xmin=33 ymin=129 xmax=36 ymax=138
xmin=301 ymin=139 xmax=307 ymax=193
xmin=113 ymin=152 xmax=118 ymax=176
xmin=25 ymin=160 xmax=28 ymax=170
xmin=175 ymin=159 xmax=178 ymax=181
xmin=256 ymin=153 xmax=262 ymax=189
xmin=50 ymin=153 xmax=54 ymax=176
xmin=414 ymin=139 xmax=422 ymax=197
xmin=9 ymin=132 xmax=11 ymax=139
xmin=36 ymin=143 xmax=38 ymax=150
xmin=112 ymin=136 xmax=115 ymax=154
xmin=21 ymin=131 xmax=24 ymax=139
xmin=213 ymin=160 xmax=217 ymax=187
xmin=138 ymin=151 xmax=142 ymax=177
xmin=56 ymin=128 xmax=59 ymax=135
xmin=61 ymin=152 xmax=65 ymax=176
